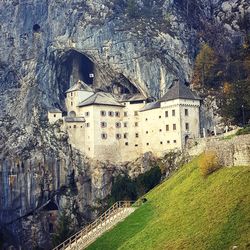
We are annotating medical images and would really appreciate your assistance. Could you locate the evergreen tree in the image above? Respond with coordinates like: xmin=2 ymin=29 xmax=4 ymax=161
xmin=111 ymin=174 xmax=137 ymax=201
xmin=52 ymin=209 xmax=74 ymax=247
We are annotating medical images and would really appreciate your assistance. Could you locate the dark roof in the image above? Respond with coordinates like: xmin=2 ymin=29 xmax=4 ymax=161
xmin=140 ymin=101 xmax=160 ymax=112
xmin=119 ymin=93 xmax=147 ymax=102
xmin=78 ymin=92 xmax=125 ymax=108
xmin=38 ymin=200 xmax=58 ymax=212
xmin=48 ymin=108 xmax=62 ymax=113
xmin=160 ymin=81 xmax=201 ymax=102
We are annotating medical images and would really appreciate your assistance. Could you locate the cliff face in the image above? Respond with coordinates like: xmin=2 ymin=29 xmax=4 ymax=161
xmin=0 ymin=0 xmax=248 ymax=248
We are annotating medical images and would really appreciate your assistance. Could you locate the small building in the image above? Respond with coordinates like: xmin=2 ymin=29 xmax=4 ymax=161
xmin=48 ymin=108 xmax=62 ymax=124
xmin=38 ymin=200 xmax=59 ymax=234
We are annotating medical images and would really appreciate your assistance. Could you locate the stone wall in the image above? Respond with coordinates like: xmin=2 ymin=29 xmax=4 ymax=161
xmin=187 ymin=134 xmax=250 ymax=166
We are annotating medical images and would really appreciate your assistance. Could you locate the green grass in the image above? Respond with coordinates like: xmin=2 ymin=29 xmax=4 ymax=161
xmin=87 ymin=158 xmax=250 ymax=250
xmin=221 ymin=134 xmax=236 ymax=140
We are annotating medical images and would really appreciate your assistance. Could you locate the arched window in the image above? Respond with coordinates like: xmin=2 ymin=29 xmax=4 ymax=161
xmin=69 ymin=111 xmax=76 ymax=117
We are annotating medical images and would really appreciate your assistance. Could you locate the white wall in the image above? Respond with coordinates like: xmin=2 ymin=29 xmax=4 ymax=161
xmin=48 ymin=112 xmax=62 ymax=124
xmin=65 ymin=90 xmax=93 ymax=117
xmin=63 ymin=96 xmax=200 ymax=162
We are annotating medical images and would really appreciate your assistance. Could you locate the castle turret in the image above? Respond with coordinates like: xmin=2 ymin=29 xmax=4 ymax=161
xmin=65 ymin=80 xmax=94 ymax=117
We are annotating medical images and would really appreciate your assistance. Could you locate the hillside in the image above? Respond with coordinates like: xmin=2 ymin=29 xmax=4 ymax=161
xmin=87 ymin=158 xmax=250 ymax=250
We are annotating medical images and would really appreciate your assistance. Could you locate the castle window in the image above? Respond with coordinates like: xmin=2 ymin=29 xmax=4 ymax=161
xmin=159 ymin=116 xmax=161 ymax=119
xmin=167 ymin=140 xmax=170 ymax=144
xmin=135 ymin=122 xmax=138 ymax=127
xmin=81 ymin=126 xmax=83 ymax=128
xmin=185 ymin=123 xmax=189 ymax=131
xmin=173 ymin=140 xmax=177 ymax=143
xmin=135 ymin=133 xmax=139 ymax=138
xmin=116 ymin=133 xmax=122 ymax=140
xmin=166 ymin=125 xmax=169 ymax=131
xmin=159 ymin=129 xmax=162 ymax=132
xmin=71 ymin=92 xmax=73 ymax=96
xmin=185 ymin=109 xmax=189 ymax=116
xmin=100 ymin=111 xmax=106 ymax=116
xmin=146 ymin=131 xmax=148 ymax=134
xmin=54 ymin=114 xmax=56 ymax=117
xmin=108 ymin=111 xmax=114 ymax=117
xmin=124 ymin=112 xmax=128 ymax=117
xmin=115 ymin=112 xmax=120 ymax=117
xmin=74 ymin=125 xmax=77 ymax=128
xmin=145 ymin=118 xmax=148 ymax=121
xmin=134 ymin=111 xmax=138 ymax=116
xmin=135 ymin=144 xmax=138 ymax=147
xmin=124 ymin=122 xmax=128 ymax=127
xmin=69 ymin=126 xmax=71 ymax=128
xmin=101 ymin=122 xmax=107 ymax=128
xmin=101 ymin=133 xmax=107 ymax=139
xmin=86 ymin=123 xmax=90 ymax=127
xmin=115 ymin=122 xmax=121 ymax=128
xmin=165 ymin=111 xmax=168 ymax=117
xmin=85 ymin=112 xmax=90 ymax=116
xmin=71 ymin=102 xmax=73 ymax=106
xmin=146 ymin=143 xmax=149 ymax=146
xmin=125 ymin=142 xmax=129 ymax=146
xmin=173 ymin=124 xmax=176 ymax=130
xmin=172 ymin=110 xmax=175 ymax=116
xmin=160 ymin=141 xmax=163 ymax=144
xmin=124 ymin=133 xmax=128 ymax=139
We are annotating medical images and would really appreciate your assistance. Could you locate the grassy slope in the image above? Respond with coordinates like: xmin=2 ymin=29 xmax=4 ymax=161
xmin=87 ymin=158 xmax=250 ymax=250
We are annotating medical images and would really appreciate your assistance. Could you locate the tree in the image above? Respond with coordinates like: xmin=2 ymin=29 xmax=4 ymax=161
xmin=52 ymin=209 xmax=74 ymax=247
xmin=219 ymin=79 xmax=250 ymax=125
xmin=136 ymin=166 xmax=161 ymax=196
xmin=192 ymin=44 xmax=219 ymax=89
xmin=127 ymin=0 xmax=137 ymax=18
xmin=111 ymin=174 xmax=137 ymax=201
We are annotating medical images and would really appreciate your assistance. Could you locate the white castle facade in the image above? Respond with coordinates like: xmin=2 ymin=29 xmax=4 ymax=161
xmin=48 ymin=80 xmax=201 ymax=162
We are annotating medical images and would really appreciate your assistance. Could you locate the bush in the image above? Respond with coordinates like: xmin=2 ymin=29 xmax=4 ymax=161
xmin=236 ymin=126 xmax=250 ymax=135
xmin=111 ymin=166 xmax=162 ymax=201
xmin=111 ymin=174 xmax=137 ymax=201
xmin=136 ymin=166 xmax=161 ymax=196
xmin=198 ymin=151 xmax=221 ymax=177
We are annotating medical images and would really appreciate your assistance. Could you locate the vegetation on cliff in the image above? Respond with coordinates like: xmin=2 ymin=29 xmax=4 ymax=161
xmin=87 ymin=157 xmax=250 ymax=250
xmin=192 ymin=34 xmax=250 ymax=125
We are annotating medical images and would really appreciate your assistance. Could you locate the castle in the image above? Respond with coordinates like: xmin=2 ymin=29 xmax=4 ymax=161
xmin=48 ymin=80 xmax=201 ymax=162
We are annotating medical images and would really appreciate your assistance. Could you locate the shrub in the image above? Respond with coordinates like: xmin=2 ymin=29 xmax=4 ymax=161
xmin=236 ymin=126 xmax=250 ymax=135
xmin=198 ymin=151 xmax=221 ymax=177
xmin=136 ymin=166 xmax=161 ymax=196
xmin=111 ymin=166 xmax=162 ymax=201
xmin=111 ymin=174 xmax=137 ymax=201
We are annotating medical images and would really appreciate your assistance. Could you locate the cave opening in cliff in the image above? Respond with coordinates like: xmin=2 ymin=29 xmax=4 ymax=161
xmin=56 ymin=50 xmax=95 ymax=101
xmin=33 ymin=24 xmax=41 ymax=32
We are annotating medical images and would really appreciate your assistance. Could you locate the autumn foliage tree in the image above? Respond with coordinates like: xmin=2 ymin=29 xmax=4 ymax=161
xmin=192 ymin=43 xmax=219 ymax=89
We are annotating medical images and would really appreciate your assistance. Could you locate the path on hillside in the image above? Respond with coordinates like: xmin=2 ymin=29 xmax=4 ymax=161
xmin=53 ymin=201 xmax=137 ymax=250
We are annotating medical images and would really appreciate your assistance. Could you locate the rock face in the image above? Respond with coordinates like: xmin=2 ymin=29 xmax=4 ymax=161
xmin=0 ymin=0 xmax=248 ymax=248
